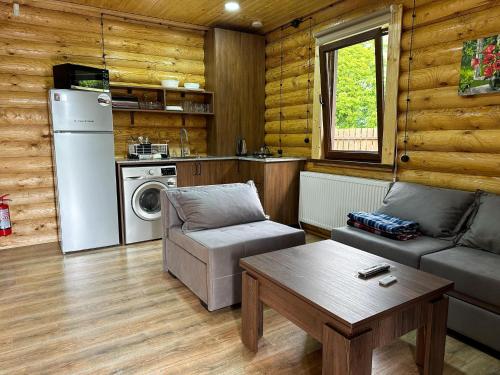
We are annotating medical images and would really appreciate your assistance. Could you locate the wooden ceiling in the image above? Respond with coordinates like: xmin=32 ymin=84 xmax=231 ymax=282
xmin=58 ymin=0 xmax=341 ymax=32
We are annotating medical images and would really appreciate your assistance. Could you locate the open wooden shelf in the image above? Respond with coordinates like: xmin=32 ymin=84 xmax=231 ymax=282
xmin=110 ymin=82 xmax=214 ymax=95
xmin=112 ymin=108 xmax=214 ymax=116
xmin=109 ymin=83 xmax=215 ymax=124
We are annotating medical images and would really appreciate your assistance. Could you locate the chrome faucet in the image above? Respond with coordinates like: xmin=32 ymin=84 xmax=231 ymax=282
xmin=180 ymin=128 xmax=190 ymax=157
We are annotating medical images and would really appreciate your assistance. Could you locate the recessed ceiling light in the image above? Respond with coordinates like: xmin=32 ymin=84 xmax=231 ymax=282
xmin=225 ymin=1 xmax=240 ymax=12
xmin=252 ymin=20 xmax=263 ymax=28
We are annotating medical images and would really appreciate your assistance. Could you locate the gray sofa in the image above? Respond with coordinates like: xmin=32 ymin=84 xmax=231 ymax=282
xmin=332 ymin=182 xmax=500 ymax=352
xmin=161 ymin=182 xmax=305 ymax=311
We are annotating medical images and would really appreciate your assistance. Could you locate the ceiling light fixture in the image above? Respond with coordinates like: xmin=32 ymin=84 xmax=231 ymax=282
xmin=224 ymin=1 xmax=240 ymax=11
xmin=252 ymin=20 xmax=263 ymax=28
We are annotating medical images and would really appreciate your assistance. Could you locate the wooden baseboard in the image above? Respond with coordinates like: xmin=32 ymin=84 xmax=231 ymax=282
xmin=301 ymin=223 xmax=331 ymax=239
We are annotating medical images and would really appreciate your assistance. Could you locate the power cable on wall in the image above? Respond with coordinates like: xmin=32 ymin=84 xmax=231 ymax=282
xmin=100 ymin=13 xmax=107 ymax=70
xmin=278 ymin=26 xmax=284 ymax=155
xmin=275 ymin=18 xmax=312 ymax=156
xmin=401 ymin=0 xmax=416 ymax=164
xmin=304 ymin=17 xmax=313 ymax=144
xmin=394 ymin=0 xmax=416 ymax=182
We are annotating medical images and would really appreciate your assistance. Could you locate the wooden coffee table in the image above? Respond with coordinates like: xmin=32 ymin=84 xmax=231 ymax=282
xmin=239 ymin=240 xmax=454 ymax=375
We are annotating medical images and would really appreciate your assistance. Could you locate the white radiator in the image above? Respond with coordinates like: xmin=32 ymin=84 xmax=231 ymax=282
xmin=299 ymin=172 xmax=392 ymax=230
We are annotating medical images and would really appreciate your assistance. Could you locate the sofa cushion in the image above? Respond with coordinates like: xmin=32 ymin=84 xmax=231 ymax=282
xmin=377 ymin=182 xmax=476 ymax=238
xmin=331 ymin=226 xmax=453 ymax=268
xmin=420 ymin=246 xmax=500 ymax=308
xmin=178 ymin=220 xmax=305 ymax=278
xmin=458 ymin=192 xmax=500 ymax=255
xmin=166 ymin=181 xmax=266 ymax=232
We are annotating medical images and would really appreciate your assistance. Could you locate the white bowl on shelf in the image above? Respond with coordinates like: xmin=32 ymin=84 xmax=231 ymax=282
xmin=161 ymin=79 xmax=179 ymax=88
xmin=184 ymin=82 xmax=200 ymax=90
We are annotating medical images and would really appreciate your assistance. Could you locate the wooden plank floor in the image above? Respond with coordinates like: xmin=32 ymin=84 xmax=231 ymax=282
xmin=0 ymin=239 xmax=499 ymax=374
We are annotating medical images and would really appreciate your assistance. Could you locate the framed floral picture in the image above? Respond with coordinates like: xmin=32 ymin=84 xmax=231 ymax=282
xmin=458 ymin=35 xmax=500 ymax=96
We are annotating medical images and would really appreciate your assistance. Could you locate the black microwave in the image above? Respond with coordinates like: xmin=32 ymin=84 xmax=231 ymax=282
xmin=53 ymin=63 xmax=110 ymax=92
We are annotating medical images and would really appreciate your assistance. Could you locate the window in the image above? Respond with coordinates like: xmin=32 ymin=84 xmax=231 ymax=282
xmin=319 ymin=28 xmax=388 ymax=162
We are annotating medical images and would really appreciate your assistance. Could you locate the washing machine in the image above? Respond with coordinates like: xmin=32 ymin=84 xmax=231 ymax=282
xmin=122 ymin=165 xmax=177 ymax=244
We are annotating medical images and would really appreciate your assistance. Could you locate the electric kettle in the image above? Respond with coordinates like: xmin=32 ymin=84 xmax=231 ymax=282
xmin=236 ymin=138 xmax=247 ymax=156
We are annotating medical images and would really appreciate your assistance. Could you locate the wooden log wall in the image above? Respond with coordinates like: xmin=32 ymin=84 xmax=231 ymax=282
xmin=396 ymin=0 xmax=500 ymax=194
xmin=265 ymin=0 xmax=500 ymax=193
xmin=0 ymin=1 xmax=206 ymax=250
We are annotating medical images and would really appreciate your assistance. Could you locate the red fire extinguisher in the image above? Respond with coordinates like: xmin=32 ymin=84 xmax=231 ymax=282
xmin=0 ymin=194 xmax=12 ymax=237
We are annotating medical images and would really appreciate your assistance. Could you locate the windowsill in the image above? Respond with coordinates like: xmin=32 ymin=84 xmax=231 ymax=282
xmin=308 ymin=158 xmax=394 ymax=172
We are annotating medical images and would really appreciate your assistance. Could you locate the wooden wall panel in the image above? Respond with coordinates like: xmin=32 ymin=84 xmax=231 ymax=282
xmin=0 ymin=1 xmax=206 ymax=250
xmin=395 ymin=1 xmax=500 ymax=193
xmin=264 ymin=0 xmax=500 ymax=192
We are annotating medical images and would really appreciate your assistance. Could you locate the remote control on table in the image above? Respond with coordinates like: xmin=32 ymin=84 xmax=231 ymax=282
xmin=357 ymin=263 xmax=391 ymax=279
xmin=379 ymin=275 xmax=397 ymax=287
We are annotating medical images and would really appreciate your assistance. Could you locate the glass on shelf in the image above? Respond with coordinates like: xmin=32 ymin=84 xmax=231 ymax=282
xmin=183 ymin=100 xmax=194 ymax=112
xmin=139 ymin=101 xmax=162 ymax=110
xmin=183 ymin=100 xmax=210 ymax=113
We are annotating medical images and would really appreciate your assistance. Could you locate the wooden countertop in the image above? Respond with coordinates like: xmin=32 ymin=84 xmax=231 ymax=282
xmin=115 ymin=156 xmax=306 ymax=165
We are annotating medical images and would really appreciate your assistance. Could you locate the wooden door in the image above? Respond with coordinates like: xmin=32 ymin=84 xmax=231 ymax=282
xmin=262 ymin=161 xmax=303 ymax=225
xmin=238 ymin=160 xmax=265 ymax=203
xmin=239 ymin=32 xmax=265 ymax=154
xmin=205 ymin=29 xmax=241 ymax=156
xmin=177 ymin=160 xmax=239 ymax=187
xmin=218 ymin=160 xmax=239 ymax=184
xmin=197 ymin=160 xmax=235 ymax=185
xmin=176 ymin=161 xmax=198 ymax=187
xmin=205 ymin=29 xmax=265 ymax=156
xmin=196 ymin=161 xmax=216 ymax=185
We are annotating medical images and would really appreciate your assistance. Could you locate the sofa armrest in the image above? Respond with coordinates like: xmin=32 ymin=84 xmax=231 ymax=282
xmin=160 ymin=189 xmax=170 ymax=239
xmin=161 ymin=189 xmax=183 ymax=238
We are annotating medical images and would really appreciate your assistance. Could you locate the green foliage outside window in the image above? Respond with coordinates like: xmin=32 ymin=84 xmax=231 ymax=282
xmin=333 ymin=35 xmax=387 ymax=129
xmin=335 ymin=40 xmax=378 ymax=129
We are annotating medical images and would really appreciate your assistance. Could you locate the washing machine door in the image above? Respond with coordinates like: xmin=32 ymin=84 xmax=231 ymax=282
xmin=132 ymin=181 xmax=166 ymax=221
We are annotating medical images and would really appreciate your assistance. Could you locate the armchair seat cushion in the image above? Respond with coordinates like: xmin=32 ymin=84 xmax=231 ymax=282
xmin=168 ymin=220 xmax=305 ymax=310
xmin=420 ymin=246 xmax=500 ymax=308
xmin=173 ymin=220 xmax=305 ymax=278
xmin=331 ymin=226 xmax=453 ymax=268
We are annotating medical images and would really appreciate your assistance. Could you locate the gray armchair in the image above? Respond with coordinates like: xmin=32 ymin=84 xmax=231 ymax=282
xmin=160 ymin=183 xmax=305 ymax=311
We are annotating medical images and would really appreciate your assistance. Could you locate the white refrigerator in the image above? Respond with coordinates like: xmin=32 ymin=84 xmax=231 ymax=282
xmin=49 ymin=89 xmax=119 ymax=253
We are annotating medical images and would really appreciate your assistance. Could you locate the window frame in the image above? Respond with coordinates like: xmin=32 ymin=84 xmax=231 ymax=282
xmin=319 ymin=27 xmax=386 ymax=163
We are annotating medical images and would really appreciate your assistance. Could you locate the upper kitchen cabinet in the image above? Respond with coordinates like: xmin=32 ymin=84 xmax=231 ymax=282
xmin=205 ymin=29 xmax=265 ymax=156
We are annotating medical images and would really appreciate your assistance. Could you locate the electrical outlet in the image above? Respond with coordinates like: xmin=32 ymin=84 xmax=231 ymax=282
xmin=13 ymin=3 xmax=20 ymax=17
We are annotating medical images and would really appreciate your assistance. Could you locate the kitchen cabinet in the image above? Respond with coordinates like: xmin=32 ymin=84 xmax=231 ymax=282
xmin=217 ymin=160 xmax=239 ymax=184
xmin=176 ymin=161 xmax=199 ymax=187
xmin=238 ymin=160 xmax=304 ymax=225
xmin=263 ymin=162 xmax=304 ymax=226
xmin=176 ymin=160 xmax=238 ymax=187
xmin=238 ymin=160 xmax=265 ymax=196
xmin=205 ymin=29 xmax=265 ymax=156
xmin=175 ymin=159 xmax=303 ymax=225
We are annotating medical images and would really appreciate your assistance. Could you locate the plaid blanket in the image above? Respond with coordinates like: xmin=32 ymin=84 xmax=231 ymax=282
xmin=347 ymin=212 xmax=419 ymax=234
xmin=347 ymin=220 xmax=419 ymax=241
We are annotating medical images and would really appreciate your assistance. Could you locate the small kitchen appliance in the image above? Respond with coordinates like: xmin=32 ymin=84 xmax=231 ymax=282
xmin=127 ymin=137 xmax=169 ymax=160
xmin=236 ymin=138 xmax=247 ymax=156
xmin=53 ymin=63 xmax=110 ymax=92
